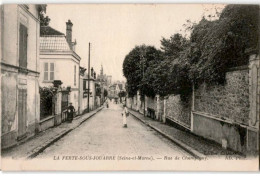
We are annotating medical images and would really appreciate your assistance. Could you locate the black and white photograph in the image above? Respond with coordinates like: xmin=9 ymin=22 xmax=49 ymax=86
xmin=0 ymin=2 xmax=259 ymax=171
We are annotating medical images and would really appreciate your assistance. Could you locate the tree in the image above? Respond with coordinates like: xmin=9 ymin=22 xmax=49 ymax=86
xmin=40 ymin=11 xmax=51 ymax=26
xmin=40 ymin=87 xmax=54 ymax=118
xmin=160 ymin=33 xmax=189 ymax=58
xmin=118 ymin=91 xmax=126 ymax=103
xmin=123 ymin=45 xmax=163 ymax=98
xmin=104 ymin=89 xmax=108 ymax=98
xmin=156 ymin=33 xmax=192 ymax=101
xmin=189 ymin=5 xmax=259 ymax=85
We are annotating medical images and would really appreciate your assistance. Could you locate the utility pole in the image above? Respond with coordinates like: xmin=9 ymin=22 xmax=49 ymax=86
xmin=87 ymin=42 xmax=91 ymax=112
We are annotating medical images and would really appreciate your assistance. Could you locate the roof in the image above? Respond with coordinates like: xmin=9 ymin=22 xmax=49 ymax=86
xmin=40 ymin=26 xmax=81 ymax=61
xmin=40 ymin=35 xmax=71 ymax=51
xmin=40 ymin=26 xmax=64 ymax=36
xmin=109 ymin=84 xmax=116 ymax=89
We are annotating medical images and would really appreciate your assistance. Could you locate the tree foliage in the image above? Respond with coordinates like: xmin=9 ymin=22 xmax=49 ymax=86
xmin=104 ymin=89 xmax=108 ymax=98
xmin=40 ymin=11 xmax=51 ymax=26
xmin=189 ymin=5 xmax=259 ymax=85
xmin=123 ymin=5 xmax=259 ymax=102
xmin=123 ymin=45 xmax=163 ymax=98
xmin=118 ymin=90 xmax=126 ymax=98
xmin=40 ymin=87 xmax=54 ymax=118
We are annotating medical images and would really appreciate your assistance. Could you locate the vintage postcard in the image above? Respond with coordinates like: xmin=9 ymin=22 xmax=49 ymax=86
xmin=0 ymin=3 xmax=259 ymax=171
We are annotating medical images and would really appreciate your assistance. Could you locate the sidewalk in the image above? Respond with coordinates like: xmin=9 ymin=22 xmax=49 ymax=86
xmin=128 ymin=109 xmax=240 ymax=158
xmin=2 ymin=106 xmax=103 ymax=159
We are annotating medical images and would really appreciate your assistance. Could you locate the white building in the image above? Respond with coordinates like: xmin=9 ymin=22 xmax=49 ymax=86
xmin=81 ymin=68 xmax=97 ymax=112
xmin=1 ymin=4 xmax=46 ymax=148
xmin=39 ymin=20 xmax=81 ymax=114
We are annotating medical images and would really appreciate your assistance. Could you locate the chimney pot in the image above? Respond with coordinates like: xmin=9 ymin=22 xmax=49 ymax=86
xmin=66 ymin=20 xmax=73 ymax=49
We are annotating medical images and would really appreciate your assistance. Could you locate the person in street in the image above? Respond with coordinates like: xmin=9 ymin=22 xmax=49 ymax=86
xmin=122 ymin=104 xmax=129 ymax=128
xmin=106 ymin=99 xmax=109 ymax=108
xmin=67 ymin=102 xmax=75 ymax=123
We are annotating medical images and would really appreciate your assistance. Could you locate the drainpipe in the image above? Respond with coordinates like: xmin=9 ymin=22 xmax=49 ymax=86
xmin=78 ymin=65 xmax=80 ymax=115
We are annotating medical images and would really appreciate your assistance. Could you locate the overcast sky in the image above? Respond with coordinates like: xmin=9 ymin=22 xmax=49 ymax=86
xmin=46 ymin=4 xmax=224 ymax=82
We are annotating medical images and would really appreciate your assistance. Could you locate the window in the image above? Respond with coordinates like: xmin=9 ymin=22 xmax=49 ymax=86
xmin=50 ymin=63 xmax=54 ymax=80
xmin=44 ymin=63 xmax=48 ymax=80
xmin=43 ymin=62 xmax=55 ymax=81
xmin=83 ymin=80 xmax=87 ymax=90
xmin=19 ymin=23 xmax=28 ymax=68
xmin=74 ymin=65 xmax=76 ymax=86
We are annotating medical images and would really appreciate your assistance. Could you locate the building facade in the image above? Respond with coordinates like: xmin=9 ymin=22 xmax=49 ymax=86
xmin=1 ymin=4 xmax=46 ymax=148
xmin=96 ymin=65 xmax=112 ymax=102
xmin=108 ymin=82 xmax=125 ymax=99
xmin=39 ymin=20 xmax=81 ymax=116
xmin=82 ymin=68 xmax=97 ymax=112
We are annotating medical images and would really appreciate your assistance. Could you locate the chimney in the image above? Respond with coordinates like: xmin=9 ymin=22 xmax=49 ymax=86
xmin=66 ymin=20 xmax=73 ymax=49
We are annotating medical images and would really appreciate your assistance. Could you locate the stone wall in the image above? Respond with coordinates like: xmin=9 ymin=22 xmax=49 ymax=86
xmin=192 ymin=60 xmax=259 ymax=153
xmin=194 ymin=68 xmax=249 ymax=125
xmin=165 ymin=94 xmax=191 ymax=129
xmin=146 ymin=96 xmax=156 ymax=110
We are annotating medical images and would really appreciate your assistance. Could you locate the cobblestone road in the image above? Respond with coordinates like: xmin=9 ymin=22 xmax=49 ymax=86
xmin=37 ymin=102 xmax=190 ymax=158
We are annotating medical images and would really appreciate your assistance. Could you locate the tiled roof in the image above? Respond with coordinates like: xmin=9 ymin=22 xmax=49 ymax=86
xmin=40 ymin=26 xmax=64 ymax=36
xmin=40 ymin=35 xmax=71 ymax=51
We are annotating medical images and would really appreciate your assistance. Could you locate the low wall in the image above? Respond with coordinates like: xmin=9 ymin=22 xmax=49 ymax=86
xmin=39 ymin=116 xmax=55 ymax=132
xmin=193 ymin=112 xmax=246 ymax=152
xmin=192 ymin=65 xmax=258 ymax=153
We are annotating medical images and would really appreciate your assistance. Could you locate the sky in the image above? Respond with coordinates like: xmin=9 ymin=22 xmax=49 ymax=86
xmin=45 ymin=4 xmax=224 ymax=82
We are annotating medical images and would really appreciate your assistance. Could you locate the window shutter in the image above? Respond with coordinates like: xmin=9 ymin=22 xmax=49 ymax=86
xmin=83 ymin=80 xmax=86 ymax=90
xmin=50 ymin=63 xmax=54 ymax=80
xmin=44 ymin=63 xmax=48 ymax=80
xmin=19 ymin=24 xmax=28 ymax=68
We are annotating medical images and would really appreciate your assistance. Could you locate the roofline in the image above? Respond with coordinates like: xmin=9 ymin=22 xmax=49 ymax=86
xmin=40 ymin=50 xmax=81 ymax=61
xmin=40 ymin=34 xmax=65 ymax=37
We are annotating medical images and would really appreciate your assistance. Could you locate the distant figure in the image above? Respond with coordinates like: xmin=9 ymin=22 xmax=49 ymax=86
xmin=106 ymin=100 xmax=109 ymax=108
xmin=67 ymin=103 xmax=75 ymax=123
xmin=122 ymin=104 xmax=129 ymax=128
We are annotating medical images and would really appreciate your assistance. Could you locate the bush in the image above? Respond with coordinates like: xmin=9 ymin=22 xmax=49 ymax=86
xmin=40 ymin=87 xmax=54 ymax=119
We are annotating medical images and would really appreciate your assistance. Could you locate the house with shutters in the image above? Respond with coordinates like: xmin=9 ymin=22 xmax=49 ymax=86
xmin=81 ymin=67 xmax=98 ymax=113
xmin=39 ymin=20 xmax=81 ymax=120
xmin=108 ymin=82 xmax=125 ymax=99
xmin=1 ymin=4 xmax=46 ymax=148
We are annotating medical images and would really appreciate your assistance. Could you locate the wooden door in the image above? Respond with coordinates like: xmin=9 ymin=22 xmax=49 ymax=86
xmin=18 ymin=89 xmax=27 ymax=139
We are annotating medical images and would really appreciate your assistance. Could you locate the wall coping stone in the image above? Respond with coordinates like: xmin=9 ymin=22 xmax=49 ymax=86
xmin=193 ymin=111 xmax=258 ymax=131
xmin=39 ymin=115 xmax=55 ymax=124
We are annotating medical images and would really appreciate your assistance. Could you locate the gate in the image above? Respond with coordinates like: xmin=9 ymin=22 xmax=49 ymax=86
xmin=61 ymin=91 xmax=69 ymax=122
xmin=18 ymin=89 xmax=27 ymax=140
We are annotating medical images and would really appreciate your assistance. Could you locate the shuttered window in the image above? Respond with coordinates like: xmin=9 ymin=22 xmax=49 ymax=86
xmin=19 ymin=23 xmax=28 ymax=68
xmin=50 ymin=63 xmax=54 ymax=80
xmin=44 ymin=62 xmax=54 ymax=81
xmin=44 ymin=63 xmax=48 ymax=81
xmin=83 ymin=80 xmax=86 ymax=90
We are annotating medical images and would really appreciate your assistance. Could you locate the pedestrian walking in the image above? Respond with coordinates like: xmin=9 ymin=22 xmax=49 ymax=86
xmin=106 ymin=99 xmax=109 ymax=108
xmin=67 ymin=102 xmax=75 ymax=123
xmin=122 ymin=104 xmax=129 ymax=128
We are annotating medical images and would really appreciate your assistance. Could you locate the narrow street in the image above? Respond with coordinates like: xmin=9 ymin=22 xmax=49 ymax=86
xmin=37 ymin=101 xmax=190 ymax=158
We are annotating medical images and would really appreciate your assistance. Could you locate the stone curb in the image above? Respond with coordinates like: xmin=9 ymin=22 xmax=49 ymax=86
xmin=26 ymin=107 xmax=103 ymax=159
xmin=128 ymin=110 xmax=206 ymax=159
